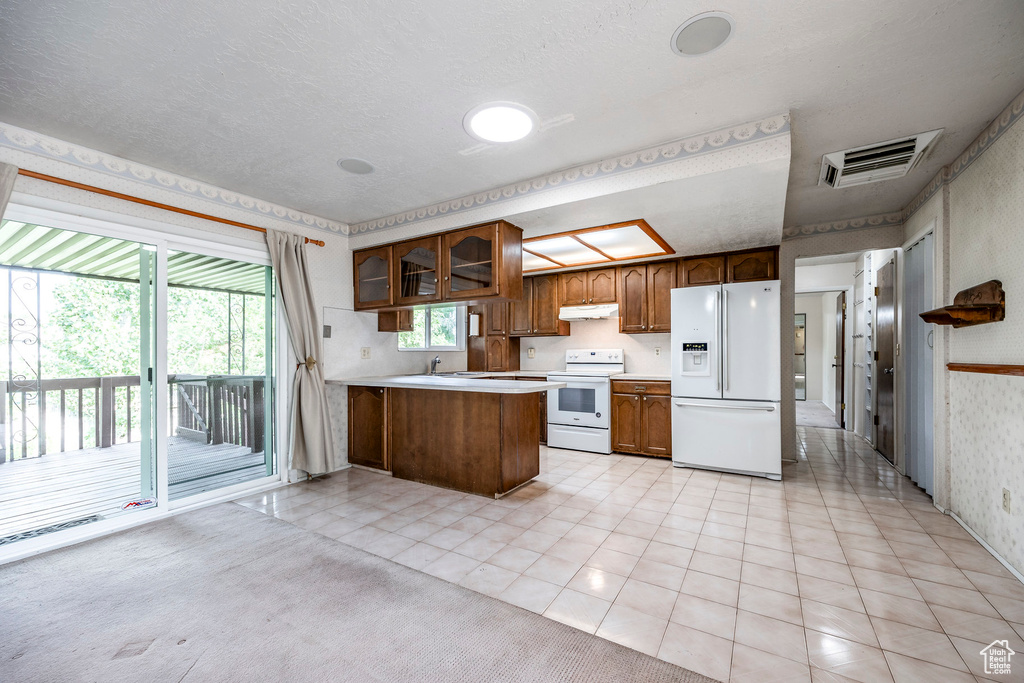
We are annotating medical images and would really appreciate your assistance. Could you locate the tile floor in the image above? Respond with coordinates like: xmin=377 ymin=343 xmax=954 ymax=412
xmin=236 ymin=427 xmax=1024 ymax=683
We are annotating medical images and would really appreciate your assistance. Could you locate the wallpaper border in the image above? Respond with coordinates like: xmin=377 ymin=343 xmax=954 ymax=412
xmin=349 ymin=114 xmax=791 ymax=235
xmin=0 ymin=121 xmax=350 ymax=235
xmin=782 ymin=212 xmax=903 ymax=241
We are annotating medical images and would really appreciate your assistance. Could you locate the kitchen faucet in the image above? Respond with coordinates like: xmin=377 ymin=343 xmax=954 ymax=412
xmin=430 ymin=355 xmax=441 ymax=375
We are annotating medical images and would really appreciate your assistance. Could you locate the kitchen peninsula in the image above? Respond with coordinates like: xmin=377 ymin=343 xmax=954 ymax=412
xmin=332 ymin=376 xmax=565 ymax=498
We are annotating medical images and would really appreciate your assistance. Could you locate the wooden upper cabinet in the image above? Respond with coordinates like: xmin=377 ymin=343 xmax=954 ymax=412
xmin=647 ymin=260 xmax=676 ymax=333
xmin=559 ymin=271 xmax=588 ymax=306
xmin=443 ymin=224 xmax=499 ymax=300
xmin=618 ymin=265 xmax=648 ymax=333
xmin=486 ymin=301 xmax=508 ymax=336
xmin=641 ymin=394 xmax=672 ymax=457
xmin=587 ymin=268 xmax=617 ymax=304
xmin=377 ymin=309 xmax=413 ymax=332
xmin=393 ymin=236 xmax=441 ymax=305
xmin=531 ymin=274 xmax=567 ymax=336
xmin=354 ymin=246 xmax=393 ymax=310
xmin=441 ymin=221 xmax=524 ymax=302
xmin=680 ymin=255 xmax=725 ymax=287
xmin=510 ymin=277 xmax=533 ymax=336
xmin=727 ymin=249 xmax=777 ymax=283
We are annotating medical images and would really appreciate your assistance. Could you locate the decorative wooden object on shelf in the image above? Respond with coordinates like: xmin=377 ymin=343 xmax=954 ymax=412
xmin=920 ymin=280 xmax=1005 ymax=328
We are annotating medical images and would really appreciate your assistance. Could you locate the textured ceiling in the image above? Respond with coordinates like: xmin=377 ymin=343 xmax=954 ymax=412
xmin=1 ymin=0 xmax=1023 ymax=231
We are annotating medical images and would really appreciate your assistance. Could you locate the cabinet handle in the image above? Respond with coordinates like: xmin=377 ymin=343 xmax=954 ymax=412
xmin=635 ymin=386 xmax=646 ymax=392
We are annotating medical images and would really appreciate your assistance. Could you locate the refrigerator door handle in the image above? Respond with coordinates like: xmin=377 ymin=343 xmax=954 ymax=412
xmin=722 ymin=288 xmax=728 ymax=392
xmin=715 ymin=290 xmax=721 ymax=392
xmin=674 ymin=401 xmax=776 ymax=412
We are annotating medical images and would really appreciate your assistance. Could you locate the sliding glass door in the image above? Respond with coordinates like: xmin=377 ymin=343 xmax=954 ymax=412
xmin=164 ymin=248 xmax=275 ymax=501
xmin=0 ymin=207 xmax=279 ymax=550
xmin=0 ymin=220 xmax=157 ymax=544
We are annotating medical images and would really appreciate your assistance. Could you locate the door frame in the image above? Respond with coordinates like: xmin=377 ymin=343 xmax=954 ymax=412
xmin=0 ymin=196 xmax=290 ymax=565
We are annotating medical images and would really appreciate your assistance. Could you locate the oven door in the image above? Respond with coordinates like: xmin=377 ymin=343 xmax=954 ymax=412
xmin=546 ymin=376 xmax=610 ymax=429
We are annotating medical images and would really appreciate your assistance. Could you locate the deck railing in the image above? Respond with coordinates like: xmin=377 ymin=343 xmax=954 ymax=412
xmin=0 ymin=374 xmax=266 ymax=463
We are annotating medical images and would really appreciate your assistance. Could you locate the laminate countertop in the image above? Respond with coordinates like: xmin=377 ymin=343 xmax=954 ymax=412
xmin=611 ymin=373 xmax=671 ymax=381
xmin=328 ymin=375 xmax=565 ymax=394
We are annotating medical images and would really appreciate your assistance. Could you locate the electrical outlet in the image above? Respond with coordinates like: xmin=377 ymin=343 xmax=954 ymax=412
xmin=527 ymin=348 xmax=536 ymax=359
xmin=1003 ymin=488 xmax=1011 ymax=514
xmin=360 ymin=347 xmax=371 ymax=359
xmin=654 ymin=347 xmax=661 ymax=357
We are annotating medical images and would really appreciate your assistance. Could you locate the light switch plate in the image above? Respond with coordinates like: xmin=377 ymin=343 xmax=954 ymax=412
xmin=1003 ymin=488 xmax=1011 ymax=514
xmin=323 ymin=325 xmax=332 ymax=339
xmin=527 ymin=348 xmax=536 ymax=359
xmin=360 ymin=347 xmax=371 ymax=359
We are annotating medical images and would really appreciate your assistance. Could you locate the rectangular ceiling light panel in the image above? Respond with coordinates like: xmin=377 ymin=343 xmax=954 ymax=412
xmin=525 ymin=236 xmax=610 ymax=266
xmin=576 ymin=224 xmax=663 ymax=259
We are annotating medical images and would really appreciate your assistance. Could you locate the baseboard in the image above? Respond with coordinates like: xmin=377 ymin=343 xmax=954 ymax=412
xmin=948 ymin=510 xmax=1024 ymax=585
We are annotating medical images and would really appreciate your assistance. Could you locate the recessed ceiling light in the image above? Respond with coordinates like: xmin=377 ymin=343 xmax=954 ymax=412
xmin=463 ymin=102 xmax=537 ymax=143
xmin=337 ymin=158 xmax=374 ymax=174
xmin=671 ymin=12 xmax=734 ymax=56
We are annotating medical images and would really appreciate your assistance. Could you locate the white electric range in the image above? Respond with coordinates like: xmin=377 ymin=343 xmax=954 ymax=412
xmin=545 ymin=349 xmax=624 ymax=454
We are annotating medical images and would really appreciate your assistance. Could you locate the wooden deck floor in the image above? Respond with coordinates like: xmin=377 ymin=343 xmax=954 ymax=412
xmin=0 ymin=438 xmax=269 ymax=539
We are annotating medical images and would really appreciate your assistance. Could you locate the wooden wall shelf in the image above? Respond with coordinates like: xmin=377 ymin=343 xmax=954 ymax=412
xmin=947 ymin=363 xmax=1024 ymax=377
xmin=920 ymin=280 xmax=1004 ymax=328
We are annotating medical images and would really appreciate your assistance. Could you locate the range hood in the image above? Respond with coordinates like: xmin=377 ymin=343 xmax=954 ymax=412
xmin=558 ymin=304 xmax=619 ymax=321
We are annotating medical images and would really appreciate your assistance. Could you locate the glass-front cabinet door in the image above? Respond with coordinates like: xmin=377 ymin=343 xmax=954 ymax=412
xmin=354 ymin=246 xmax=393 ymax=310
xmin=394 ymin=237 xmax=441 ymax=306
xmin=443 ymin=225 xmax=498 ymax=300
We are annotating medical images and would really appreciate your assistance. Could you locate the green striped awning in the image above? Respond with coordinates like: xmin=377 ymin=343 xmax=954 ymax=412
xmin=0 ymin=220 xmax=267 ymax=295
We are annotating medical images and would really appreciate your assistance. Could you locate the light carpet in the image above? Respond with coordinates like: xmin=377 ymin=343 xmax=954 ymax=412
xmin=0 ymin=502 xmax=717 ymax=683
xmin=795 ymin=400 xmax=839 ymax=429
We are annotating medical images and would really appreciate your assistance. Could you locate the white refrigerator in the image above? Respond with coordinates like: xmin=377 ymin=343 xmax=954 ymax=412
xmin=670 ymin=281 xmax=782 ymax=480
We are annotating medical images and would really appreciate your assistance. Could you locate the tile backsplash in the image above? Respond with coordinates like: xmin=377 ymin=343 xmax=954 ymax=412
xmin=518 ymin=317 xmax=671 ymax=375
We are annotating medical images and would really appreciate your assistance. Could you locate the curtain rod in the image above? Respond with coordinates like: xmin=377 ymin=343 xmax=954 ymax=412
xmin=16 ymin=169 xmax=327 ymax=247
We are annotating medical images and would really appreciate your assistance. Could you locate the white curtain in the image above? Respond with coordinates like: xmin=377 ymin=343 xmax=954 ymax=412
xmin=0 ymin=162 xmax=17 ymax=218
xmin=266 ymin=230 xmax=335 ymax=476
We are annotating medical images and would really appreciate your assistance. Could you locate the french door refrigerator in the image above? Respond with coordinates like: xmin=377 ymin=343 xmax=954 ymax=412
xmin=670 ymin=281 xmax=782 ymax=480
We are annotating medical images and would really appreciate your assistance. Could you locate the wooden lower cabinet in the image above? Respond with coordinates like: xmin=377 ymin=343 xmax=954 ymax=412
xmin=348 ymin=385 xmax=389 ymax=470
xmin=610 ymin=381 xmax=672 ymax=457
xmin=640 ymin=395 xmax=672 ymax=456
xmin=611 ymin=392 xmax=641 ymax=453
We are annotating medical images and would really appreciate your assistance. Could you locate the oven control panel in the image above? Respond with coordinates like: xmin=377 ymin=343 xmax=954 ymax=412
xmin=566 ymin=349 xmax=623 ymax=363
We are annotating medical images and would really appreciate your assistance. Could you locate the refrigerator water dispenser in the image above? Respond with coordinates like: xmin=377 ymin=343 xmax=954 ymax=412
xmin=679 ymin=342 xmax=710 ymax=376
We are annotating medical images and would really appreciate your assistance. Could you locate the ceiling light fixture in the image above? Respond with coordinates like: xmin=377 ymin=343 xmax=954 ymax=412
xmin=337 ymin=158 xmax=374 ymax=174
xmin=463 ymin=102 xmax=537 ymax=143
xmin=671 ymin=12 xmax=735 ymax=56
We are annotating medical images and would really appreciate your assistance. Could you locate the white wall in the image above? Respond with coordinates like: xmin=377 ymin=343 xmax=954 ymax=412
xmin=519 ymin=318 xmax=670 ymax=375
xmin=795 ymin=294 xmax=824 ymax=402
xmin=795 ymin=262 xmax=856 ymax=292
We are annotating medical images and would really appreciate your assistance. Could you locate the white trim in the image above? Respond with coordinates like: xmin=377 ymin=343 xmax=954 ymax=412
xmin=949 ymin=511 xmax=1024 ymax=585
xmin=396 ymin=304 xmax=467 ymax=352
xmin=0 ymin=479 xmax=288 ymax=566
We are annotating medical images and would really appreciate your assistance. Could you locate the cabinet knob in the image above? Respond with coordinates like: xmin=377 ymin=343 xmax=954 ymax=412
xmin=444 ymin=276 xmax=449 ymax=281
xmin=379 ymin=389 xmax=383 ymax=393
xmin=643 ymin=396 xmax=647 ymax=401
xmin=588 ymin=298 xmax=593 ymax=303
xmin=641 ymin=325 xmax=646 ymax=330
xmin=634 ymin=396 xmax=639 ymax=401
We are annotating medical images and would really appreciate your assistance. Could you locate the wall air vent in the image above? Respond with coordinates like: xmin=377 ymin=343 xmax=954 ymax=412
xmin=819 ymin=129 xmax=942 ymax=189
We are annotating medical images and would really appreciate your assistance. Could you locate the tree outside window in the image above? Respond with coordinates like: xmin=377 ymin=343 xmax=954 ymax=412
xmin=398 ymin=305 xmax=464 ymax=351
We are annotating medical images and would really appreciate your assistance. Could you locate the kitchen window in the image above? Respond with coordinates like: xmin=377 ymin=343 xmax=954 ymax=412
xmin=398 ymin=305 xmax=466 ymax=351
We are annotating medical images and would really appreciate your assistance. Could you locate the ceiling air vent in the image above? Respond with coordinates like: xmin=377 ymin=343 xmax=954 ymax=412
xmin=819 ymin=129 xmax=942 ymax=189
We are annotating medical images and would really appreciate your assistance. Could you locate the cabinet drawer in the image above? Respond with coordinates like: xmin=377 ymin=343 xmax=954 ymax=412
xmin=611 ymin=380 xmax=670 ymax=395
